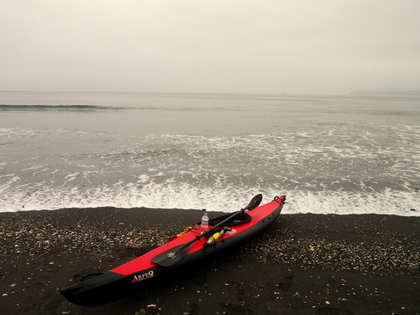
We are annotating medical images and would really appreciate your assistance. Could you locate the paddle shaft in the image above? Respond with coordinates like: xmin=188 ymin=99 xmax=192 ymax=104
xmin=176 ymin=208 xmax=248 ymax=251
xmin=182 ymin=193 xmax=263 ymax=247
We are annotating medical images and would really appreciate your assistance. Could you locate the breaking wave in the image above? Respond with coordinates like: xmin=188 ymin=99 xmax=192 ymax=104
xmin=0 ymin=105 xmax=122 ymax=111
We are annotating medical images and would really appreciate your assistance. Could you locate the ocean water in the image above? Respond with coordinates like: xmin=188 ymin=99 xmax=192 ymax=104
xmin=1 ymin=91 xmax=419 ymax=215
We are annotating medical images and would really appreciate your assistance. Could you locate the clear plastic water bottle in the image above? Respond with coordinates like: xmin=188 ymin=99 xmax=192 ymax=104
xmin=201 ymin=212 xmax=209 ymax=231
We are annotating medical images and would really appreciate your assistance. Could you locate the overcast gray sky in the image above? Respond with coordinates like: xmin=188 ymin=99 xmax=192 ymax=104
xmin=1 ymin=0 xmax=419 ymax=95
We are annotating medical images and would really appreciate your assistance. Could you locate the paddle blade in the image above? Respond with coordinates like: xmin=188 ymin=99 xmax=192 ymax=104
xmin=244 ymin=194 xmax=263 ymax=211
xmin=151 ymin=244 xmax=190 ymax=267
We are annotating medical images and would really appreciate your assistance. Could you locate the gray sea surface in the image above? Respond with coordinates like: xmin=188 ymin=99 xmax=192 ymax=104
xmin=1 ymin=91 xmax=419 ymax=215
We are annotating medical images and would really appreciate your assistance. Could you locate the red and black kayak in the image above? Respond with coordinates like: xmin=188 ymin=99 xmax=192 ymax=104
xmin=60 ymin=194 xmax=286 ymax=306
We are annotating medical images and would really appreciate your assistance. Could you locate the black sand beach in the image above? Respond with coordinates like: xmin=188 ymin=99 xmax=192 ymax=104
xmin=1 ymin=208 xmax=419 ymax=315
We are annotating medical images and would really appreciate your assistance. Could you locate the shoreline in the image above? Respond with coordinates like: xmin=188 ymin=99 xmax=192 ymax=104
xmin=1 ymin=208 xmax=419 ymax=314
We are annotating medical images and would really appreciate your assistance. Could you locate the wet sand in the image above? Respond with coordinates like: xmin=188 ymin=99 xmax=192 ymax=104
xmin=1 ymin=207 xmax=419 ymax=314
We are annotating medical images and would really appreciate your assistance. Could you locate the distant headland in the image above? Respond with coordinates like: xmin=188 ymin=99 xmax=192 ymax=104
xmin=350 ymin=90 xmax=420 ymax=95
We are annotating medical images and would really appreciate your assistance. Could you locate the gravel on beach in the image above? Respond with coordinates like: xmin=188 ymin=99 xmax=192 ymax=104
xmin=1 ymin=207 xmax=419 ymax=314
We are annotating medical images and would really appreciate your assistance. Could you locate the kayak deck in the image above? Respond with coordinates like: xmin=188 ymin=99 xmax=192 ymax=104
xmin=112 ymin=196 xmax=284 ymax=275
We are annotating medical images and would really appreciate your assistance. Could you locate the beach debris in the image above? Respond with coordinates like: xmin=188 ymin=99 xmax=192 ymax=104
xmin=0 ymin=216 xmax=169 ymax=260
xmin=238 ymin=226 xmax=420 ymax=272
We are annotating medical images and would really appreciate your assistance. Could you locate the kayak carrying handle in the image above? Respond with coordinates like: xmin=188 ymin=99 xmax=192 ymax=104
xmin=80 ymin=273 xmax=104 ymax=281
xmin=274 ymin=195 xmax=286 ymax=203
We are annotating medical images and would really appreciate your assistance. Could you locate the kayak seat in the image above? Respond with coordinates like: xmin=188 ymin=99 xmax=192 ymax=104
xmin=207 ymin=212 xmax=252 ymax=227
